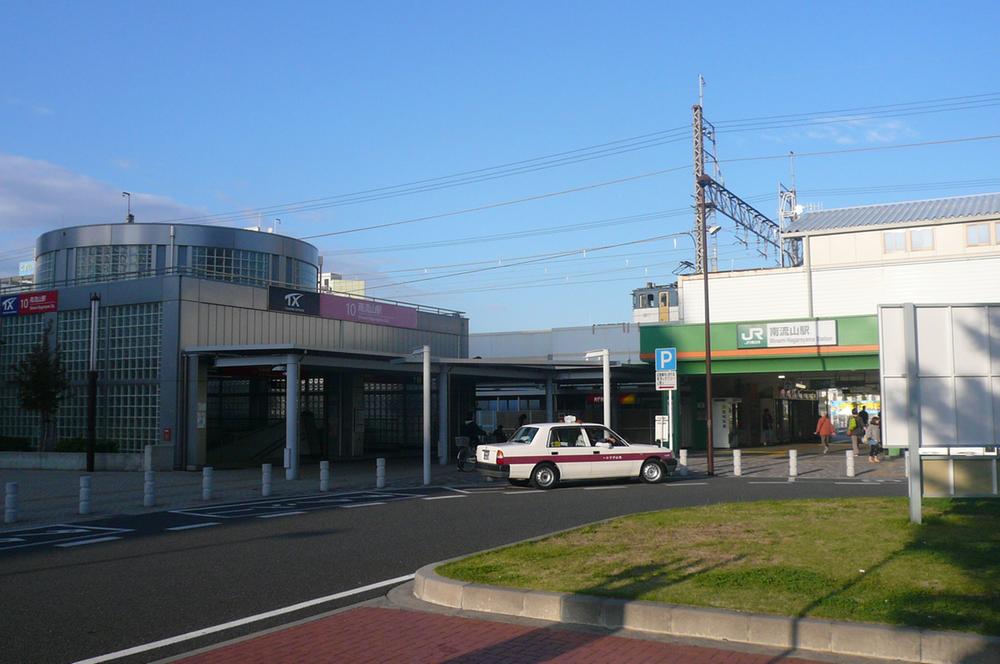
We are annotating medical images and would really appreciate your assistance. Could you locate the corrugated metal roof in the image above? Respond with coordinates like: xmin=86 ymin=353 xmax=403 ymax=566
xmin=785 ymin=192 xmax=1000 ymax=234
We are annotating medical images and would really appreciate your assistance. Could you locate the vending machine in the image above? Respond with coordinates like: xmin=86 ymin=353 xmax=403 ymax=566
xmin=712 ymin=398 xmax=742 ymax=448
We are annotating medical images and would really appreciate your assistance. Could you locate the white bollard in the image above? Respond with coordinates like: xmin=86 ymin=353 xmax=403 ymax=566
xmin=733 ymin=449 xmax=742 ymax=477
xmin=143 ymin=471 xmax=155 ymax=507
xmin=903 ymin=450 xmax=909 ymax=478
xmin=320 ymin=460 xmax=330 ymax=492
xmin=846 ymin=449 xmax=855 ymax=478
xmin=679 ymin=449 xmax=688 ymax=477
xmin=4 ymin=482 xmax=17 ymax=524
xmin=376 ymin=457 xmax=386 ymax=489
xmin=262 ymin=463 xmax=272 ymax=497
xmin=202 ymin=466 xmax=213 ymax=501
xmin=789 ymin=449 xmax=798 ymax=478
xmin=79 ymin=476 xmax=92 ymax=515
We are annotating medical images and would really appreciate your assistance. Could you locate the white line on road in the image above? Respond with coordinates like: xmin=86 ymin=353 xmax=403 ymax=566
xmin=583 ymin=485 xmax=627 ymax=490
xmin=71 ymin=574 xmax=416 ymax=664
xmin=166 ymin=522 xmax=221 ymax=531
xmin=748 ymin=481 xmax=794 ymax=485
xmin=666 ymin=482 xmax=708 ymax=486
xmin=834 ymin=482 xmax=876 ymax=485
xmin=257 ymin=511 xmax=306 ymax=519
xmin=503 ymin=490 xmax=543 ymax=494
xmin=55 ymin=537 xmax=122 ymax=548
xmin=422 ymin=495 xmax=466 ymax=500
xmin=340 ymin=502 xmax=385 ymax=508
xmin=442 ymin=486 xmax=470 ymax=494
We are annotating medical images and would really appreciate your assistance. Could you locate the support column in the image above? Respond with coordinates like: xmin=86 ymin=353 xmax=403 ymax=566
xmin=602 ymin=350 xmax=611 ymax=428
xmin=285 ymin=355 xmax=300 ymax=480
xmin=422 ymin=345 xmax=431 ymax=485
xmin=438 ymin=366 xmax=449 ymax=465
xmin=545 ymin=377 xmax=555 ymax=421
xmin=185 ymin=354 xmax=207 ymax=469
xmin=903 ymin=303 xmax=922 ymax=524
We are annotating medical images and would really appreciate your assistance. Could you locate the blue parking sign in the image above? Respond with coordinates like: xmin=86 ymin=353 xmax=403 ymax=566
xmin=655 ymin=347 xmax=677 ymax=371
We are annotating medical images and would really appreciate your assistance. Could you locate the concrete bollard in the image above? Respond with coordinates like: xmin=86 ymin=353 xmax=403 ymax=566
xmin=788 ymin=449 xmax=798 ymax=478
xmin=4 ymin=482 xmax=17 ymax=524
xmin=202 ymin=466 xmax=213 ymax=501
xmin=376 ymin=457 xmax=386 ymax=489
xmin=320 ymin=460 xmax=330 ymax=492
xmin=904 ymin=450 xmax=909 ymax=478
xmin=732 ymin=449 xmax=742 ymax=477
xmin=79 ymin=476 xmax=92 ymax=515
xmin=846 ymin=449 xmax=855 ymax=478
xmin=262 ymin=463 xmax=272 ymax=497
xmin=143 ymin=471 xmax=155 ymax=508
xmin=678 ymin=449 xmax=688 ymax=476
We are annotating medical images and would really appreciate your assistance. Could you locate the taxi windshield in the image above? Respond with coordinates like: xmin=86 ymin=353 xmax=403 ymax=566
xmin=507 ymin=427 xmax=537 ymax=444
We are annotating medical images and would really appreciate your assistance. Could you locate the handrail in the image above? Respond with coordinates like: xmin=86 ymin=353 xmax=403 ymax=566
xmin=0 ymin=266 xmax=465 ymax=316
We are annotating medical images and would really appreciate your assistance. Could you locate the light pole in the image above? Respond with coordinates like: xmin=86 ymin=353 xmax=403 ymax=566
xmin=87 ymin=293 xmax=100 ymax=472
xmin=584 ymin=349 xmax=611 ymax=427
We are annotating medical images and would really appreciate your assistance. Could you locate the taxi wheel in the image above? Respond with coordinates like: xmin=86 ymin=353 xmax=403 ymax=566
xmin=531 ymin=463 xmax=559 ymax=490
xmin=640 ymin=459 xmax=665 ymax=484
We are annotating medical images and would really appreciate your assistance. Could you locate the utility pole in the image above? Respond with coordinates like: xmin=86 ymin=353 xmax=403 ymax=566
xmin=693 ymin=103 xmax=715 ymax=475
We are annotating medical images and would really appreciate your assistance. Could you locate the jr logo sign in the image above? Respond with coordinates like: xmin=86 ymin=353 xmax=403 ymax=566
xmin=737 ymin=325 xmax=766 ymax=348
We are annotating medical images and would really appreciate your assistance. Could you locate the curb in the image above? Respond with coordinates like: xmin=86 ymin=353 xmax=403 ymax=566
xmin=414 ymin=563 xmax=1000 ymax=664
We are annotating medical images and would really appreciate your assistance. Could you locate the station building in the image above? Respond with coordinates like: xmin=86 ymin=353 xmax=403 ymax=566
xmin=641 ymin=191 xmax=1000 ymax=453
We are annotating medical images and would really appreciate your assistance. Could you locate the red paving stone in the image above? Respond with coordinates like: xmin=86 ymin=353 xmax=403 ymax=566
xmin=175 ymin=606 xmax=829 ymax=664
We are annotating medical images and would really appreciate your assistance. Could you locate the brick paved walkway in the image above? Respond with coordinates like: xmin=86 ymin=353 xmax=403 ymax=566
xmin=175 ymin=607 xmax=826 ymax=664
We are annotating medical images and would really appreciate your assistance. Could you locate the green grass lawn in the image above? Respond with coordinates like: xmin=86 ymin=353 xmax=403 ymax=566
xmin=439 ymin=497 xmax=1000 ymax=635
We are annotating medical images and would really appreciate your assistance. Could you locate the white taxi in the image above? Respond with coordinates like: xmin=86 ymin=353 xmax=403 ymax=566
xmin=475 ymin=420 xmax=678 ymax=489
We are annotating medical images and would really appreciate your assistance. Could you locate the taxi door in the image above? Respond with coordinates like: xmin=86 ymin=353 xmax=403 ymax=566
xmin=585 ymin=426 xmax=635 ymax=478
xmin=545 ymin=426 xmax=594 ymax=479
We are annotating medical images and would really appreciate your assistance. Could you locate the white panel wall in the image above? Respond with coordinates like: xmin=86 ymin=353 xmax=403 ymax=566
xmin=679 ymin=255 xmax=1000 ymax=324
xmin=879 ymin=304 xmax=1000 ymax=448
xmin=471 ymin=323 xmax=640 ymax=364
xmin=680 ymin=268 xmax=810 ymax=323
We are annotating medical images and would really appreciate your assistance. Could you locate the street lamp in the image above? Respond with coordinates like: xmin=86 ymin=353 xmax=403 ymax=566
xmin=584 ymin=349 xmax=611 ymax=427
xmin=701 ymin=223 xmax=722 ymax=475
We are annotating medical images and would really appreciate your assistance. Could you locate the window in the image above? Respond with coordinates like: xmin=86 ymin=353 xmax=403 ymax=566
xmin=883 ymin=231 xmax=905 ymax=253
xmin=191 ymin=247 xmax=270 ymax=286
xmin=76 ymin=245 xmax=153 ymax=282
xmin=909 ymin=228 xmax=933 ymax=251
xmin=585 ymin=427 xmax=626 ymax=447
xmin=966 ymin=223 xmax=990 ymax=246
xmin=508 ymin=427 xmax=537 ymax=444
xmin=548 ymin=426 xmax=588 ymax=448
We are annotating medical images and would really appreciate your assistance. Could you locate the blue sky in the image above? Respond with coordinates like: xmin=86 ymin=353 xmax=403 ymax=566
xmin=2 ymin=1 xmax=999 ymax=331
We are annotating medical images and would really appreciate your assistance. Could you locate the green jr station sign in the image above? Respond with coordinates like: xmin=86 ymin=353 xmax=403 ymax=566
xmin=737 ymin=319 xmax=838 ymax=349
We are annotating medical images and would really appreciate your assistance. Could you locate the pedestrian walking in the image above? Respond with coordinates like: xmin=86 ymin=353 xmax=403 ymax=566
xmin=865 ymin=415 xmax=882 ymax=463
xmin=859 ymin=405 xmax=870 ymax=428
xmin=847 ymin=408 xmax=862 ymax=456
xmin=814 ymin=413 xmax=834 ymax=453
xmin=761 ymin=408 xmax=773 ymax=446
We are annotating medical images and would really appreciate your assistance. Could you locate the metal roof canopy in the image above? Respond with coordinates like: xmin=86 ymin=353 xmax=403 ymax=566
xmin=184 ymin=343 xmax=629 ymax=381
xmin=784 ymin=191 xmax=1000 ymax=237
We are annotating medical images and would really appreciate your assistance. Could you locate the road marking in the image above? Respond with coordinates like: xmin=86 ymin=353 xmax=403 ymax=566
xmin=503 ymin=490 xmax=543 ymax=494
xmin=341 ymin=502 xmax=385 ymax=508
xmin=72 ymin=574 xmax=416 ymax=664
xmin=257 ymin=511 xmax=306 ymax=519
xmin=55 ymin=536 xmax=122 ymax=548
xmin=583 ymin=485 xmax=627 ymax=490
xmin=835 ymin=482 xmax=875 ymax=485
xmin=442 ymin=486 xmax=470 ymax=494
xmin=748 ymin=481 xmax=793 ymax=485
xmin=422 ymin=495 xmax=465 ymax=500
xmin=666 ymin=482 xmax=708 ymax=486
xmin=166 ymin=522 xmax=221 ymax=531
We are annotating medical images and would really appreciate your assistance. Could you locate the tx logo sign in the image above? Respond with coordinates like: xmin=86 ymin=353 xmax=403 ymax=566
xmin=284 ymin=293 xmax=303 ymax=308
xmin=0 ymin=295 xmax=19 ymax=316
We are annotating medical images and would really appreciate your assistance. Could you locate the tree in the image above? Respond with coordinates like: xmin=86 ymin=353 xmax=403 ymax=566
xmin=14 ymin=322 xmax=68 ymax=452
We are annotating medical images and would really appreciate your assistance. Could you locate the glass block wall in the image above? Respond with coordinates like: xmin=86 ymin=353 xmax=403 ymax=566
xmin=190 ymin=247 xmax=271 ymax=286
xmin=76 ymin=245 xmax=154 ymax=282
xmin=0 ymin=316 xmax=47 ymax=440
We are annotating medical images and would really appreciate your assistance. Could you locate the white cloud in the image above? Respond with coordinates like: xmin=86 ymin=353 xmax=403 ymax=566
xmin=761 ymin=117 xmax=917 ymax=146
xmin=0 ymin=153 xmax=205 ymax=275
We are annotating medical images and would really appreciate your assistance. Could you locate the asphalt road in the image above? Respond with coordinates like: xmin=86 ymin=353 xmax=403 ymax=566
xmin=1 ymin=476 xmax=905 ymax=664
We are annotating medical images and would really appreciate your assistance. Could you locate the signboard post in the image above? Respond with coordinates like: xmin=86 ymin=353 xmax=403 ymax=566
xmin=654 ymin=348 xmax=677 ymax=452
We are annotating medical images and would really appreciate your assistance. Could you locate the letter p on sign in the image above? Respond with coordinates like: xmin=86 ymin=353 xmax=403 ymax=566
xmin=655 ymin=347 xmax=677 ymax=371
